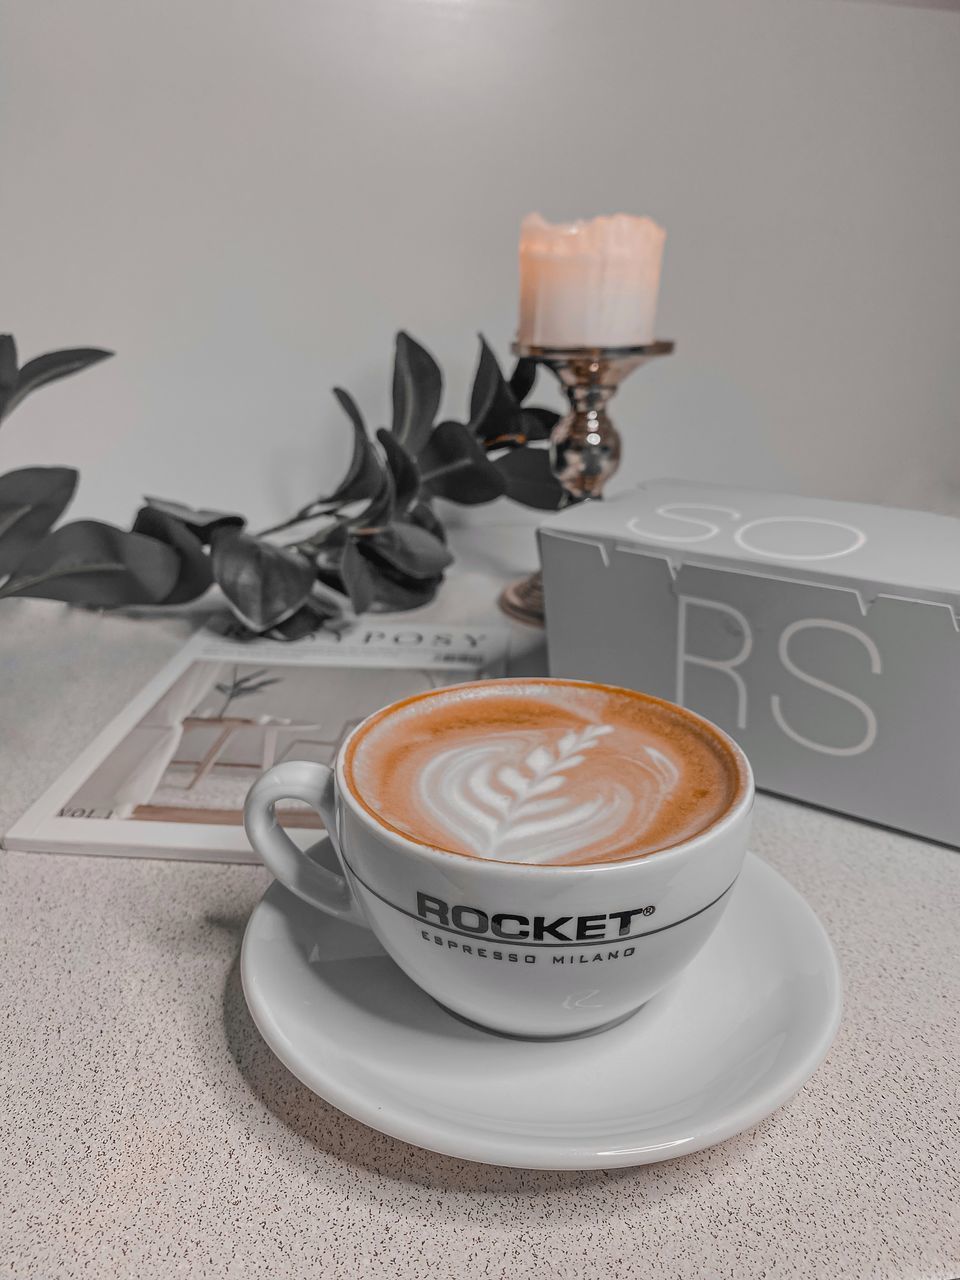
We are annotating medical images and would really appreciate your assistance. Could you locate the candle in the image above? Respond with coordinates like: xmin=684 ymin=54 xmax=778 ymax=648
xmin=518 ymin=212 xmax=666 ymax=349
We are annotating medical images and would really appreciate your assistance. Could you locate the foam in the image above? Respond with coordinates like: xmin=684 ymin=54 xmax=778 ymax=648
xmin=344 ymin=680 xmax=744 ymax=866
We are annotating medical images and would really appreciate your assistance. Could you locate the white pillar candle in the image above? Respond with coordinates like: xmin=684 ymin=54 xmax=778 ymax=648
xmin=518 ymin=212 xmax=666 ymax=349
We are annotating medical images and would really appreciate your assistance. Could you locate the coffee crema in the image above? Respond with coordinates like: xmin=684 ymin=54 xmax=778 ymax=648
xmin=344 ymin=680 xmax=745 ymax=867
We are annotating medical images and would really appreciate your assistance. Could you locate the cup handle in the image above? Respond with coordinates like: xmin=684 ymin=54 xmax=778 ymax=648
xmin=243 ymin=760 xmax=367 ymax=927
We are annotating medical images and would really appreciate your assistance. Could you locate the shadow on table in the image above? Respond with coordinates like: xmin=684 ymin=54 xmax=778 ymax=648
xmin=218 ymin=947 xmax=620 ymax=1193
xmin=212 ymin=912 xmax=767 ymax=1198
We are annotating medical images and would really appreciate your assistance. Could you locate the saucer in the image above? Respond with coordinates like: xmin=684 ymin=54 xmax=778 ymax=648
xmin=241 ymin=853 xmax=841 ymax=1169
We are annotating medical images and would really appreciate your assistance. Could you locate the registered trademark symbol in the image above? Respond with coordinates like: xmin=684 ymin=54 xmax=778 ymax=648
xmin=643 ymin=905 xmax=656 ymax=916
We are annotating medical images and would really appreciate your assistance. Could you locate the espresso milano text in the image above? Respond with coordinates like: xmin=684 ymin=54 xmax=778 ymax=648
xmin=416 ymin=892 xmax=656 ymax=943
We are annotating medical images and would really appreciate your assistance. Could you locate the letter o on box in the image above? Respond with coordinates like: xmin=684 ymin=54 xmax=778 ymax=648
xmin=451 ymin=906 xmax=489 ymax=934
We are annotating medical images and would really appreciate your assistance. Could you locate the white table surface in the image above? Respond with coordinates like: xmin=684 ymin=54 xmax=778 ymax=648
xmin=1 ymin=536 xmax=958 ymax=1280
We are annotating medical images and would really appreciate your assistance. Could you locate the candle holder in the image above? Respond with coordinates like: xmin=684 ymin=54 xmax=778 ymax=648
xmin=498 ymin=341 xmax=675 ymax=626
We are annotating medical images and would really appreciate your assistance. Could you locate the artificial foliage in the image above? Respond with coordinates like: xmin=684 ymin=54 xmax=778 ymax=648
xmin=0 ymin=332 xmax=568 ymax=638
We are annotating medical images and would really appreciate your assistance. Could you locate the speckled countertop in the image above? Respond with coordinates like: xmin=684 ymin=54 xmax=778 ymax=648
xmin=1 ymin=577 xmax=958 ymax=1279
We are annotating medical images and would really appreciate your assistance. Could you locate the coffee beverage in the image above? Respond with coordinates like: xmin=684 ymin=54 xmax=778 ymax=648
xmin=344 ymin=679 xmax=745 ymax=866
xmin=246 ymin=676 xmax=754 ymax=1035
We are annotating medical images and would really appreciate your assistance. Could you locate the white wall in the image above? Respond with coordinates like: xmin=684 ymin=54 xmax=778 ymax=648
xmin=1 ymin=0 xmax=958 ymax=531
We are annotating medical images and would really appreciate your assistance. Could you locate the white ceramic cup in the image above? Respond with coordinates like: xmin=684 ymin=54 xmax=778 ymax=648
xmin=243 ymin=679 xmax=754 ymax=1038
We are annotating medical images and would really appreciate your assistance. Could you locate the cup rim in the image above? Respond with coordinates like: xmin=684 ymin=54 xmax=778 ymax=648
xmin=334 ymin=677 xmax=754 ymax=876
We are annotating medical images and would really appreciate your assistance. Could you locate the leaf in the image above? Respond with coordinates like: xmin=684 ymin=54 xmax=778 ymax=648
xmin=0 ymin=466 xmax=78 ymax=576
xmin=143 ymin=497 xmax=245 ymax=542
xmin=376 ymin=427 xmax=419 ymax=514
xmin=518 ymin=406 xmax=558 ymax=442
xmin=0 ymin=336 xmax=17 ymax=401
xmin=267 ymin=611 xmax=322 ymax=641
xmin=407 ymin=499 xmax=447 ymax=543
xmin=340 ymin=536 xmax=377 ymax=613
xmin=2 ymin=347 xmax=113 ymax=420
xmin=314 ymin=559 xmax=347 ymax=596
xmin=391 ymin=331 xmax=442 ymax=454
xmin=509 ymin=357 xmax=537 ymax=405
xmin=0 ymin=519 xmax=180 ymax=606
xmin=265 ymin=594 xmax=344 ymax=641
xmin=493 ymin=447 xmax=571 ymax=511
xmin=299 ymin=518 xmax=349 ymax=559
xmin=418 ymin=420 xmax=507 ymax=505
xmin=363 ymin=521 xmax=453 ymax=581
xmin=132 ymin=505 xmax=213 ymax=604
xmin=345 ymin=464 xmax=395 ymax=531
xmin=316 ymin=388 xmax=384 ymax=507
xmin=212 ymin=530 xmax=316 ymax=632
xmin=469 ymin=336 xmax=523 ymax=446
xmin=360 ymin=561 xmax=442 ymax=612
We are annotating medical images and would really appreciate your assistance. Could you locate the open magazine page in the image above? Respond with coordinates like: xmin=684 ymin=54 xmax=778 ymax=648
xmin=5 ymin=622 xmax=509 ymax=863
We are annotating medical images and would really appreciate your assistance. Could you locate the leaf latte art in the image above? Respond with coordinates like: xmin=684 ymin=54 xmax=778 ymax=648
xmin=345 ymin=681 xmax=742 ymax=866
xmin=418 ymin=725 xmax=679 ymax=864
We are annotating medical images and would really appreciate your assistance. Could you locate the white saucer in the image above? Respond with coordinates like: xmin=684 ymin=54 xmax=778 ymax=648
xmin=241 ymin=852 xmax=841 ymax=1169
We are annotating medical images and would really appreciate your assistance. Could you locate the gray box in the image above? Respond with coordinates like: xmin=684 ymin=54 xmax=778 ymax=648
xmin=538 ymin=479 xmax=960 ymax=847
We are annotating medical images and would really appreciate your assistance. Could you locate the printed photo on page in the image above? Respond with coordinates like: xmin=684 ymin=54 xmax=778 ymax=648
xmin=4 ymin=623 xmax=508 ymax=863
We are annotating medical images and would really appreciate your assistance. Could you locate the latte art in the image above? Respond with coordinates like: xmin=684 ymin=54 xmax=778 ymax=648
xmin=345 ymin=680 xmax=742 ymax=866
xmin=419 ymin=725 xmax=679 ymax=864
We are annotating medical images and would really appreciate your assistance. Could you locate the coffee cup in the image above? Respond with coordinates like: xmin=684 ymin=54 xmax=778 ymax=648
xmin=244 ymin=677 xmax=754 ymax=1038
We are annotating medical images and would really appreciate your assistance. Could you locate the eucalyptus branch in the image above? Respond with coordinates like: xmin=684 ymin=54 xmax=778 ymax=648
xmin=0 ymin=329 xmax=565 ymax=640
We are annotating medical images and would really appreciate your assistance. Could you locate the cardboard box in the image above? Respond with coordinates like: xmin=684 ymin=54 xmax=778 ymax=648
xmin=538 ymin=479 xmax=960 ymax=846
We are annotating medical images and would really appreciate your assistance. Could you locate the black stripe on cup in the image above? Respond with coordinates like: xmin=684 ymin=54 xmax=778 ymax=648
xmin=339 ymin=856 xmax=739 ymax=949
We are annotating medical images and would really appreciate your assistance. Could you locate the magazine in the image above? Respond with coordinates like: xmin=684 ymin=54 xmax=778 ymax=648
xmin=4 ymin=622 xmax=508 ymax=863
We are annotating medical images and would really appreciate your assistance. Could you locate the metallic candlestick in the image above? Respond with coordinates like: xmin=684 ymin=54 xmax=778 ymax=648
xmin=498 ymin=341 xmax=675 ymax=627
